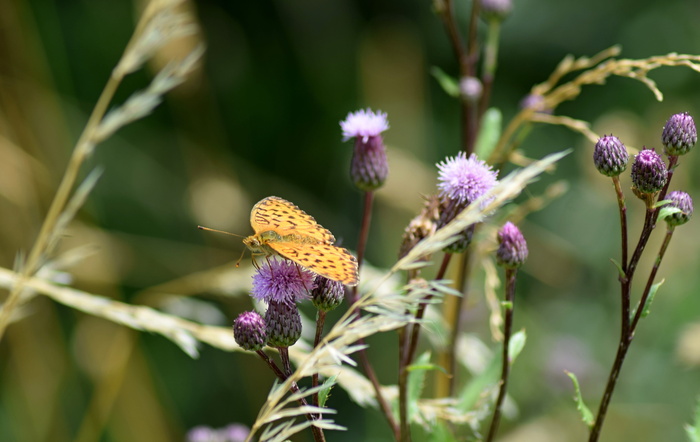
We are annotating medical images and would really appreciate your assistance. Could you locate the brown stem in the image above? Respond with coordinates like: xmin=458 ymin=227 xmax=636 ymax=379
xmin=312 ymin=310 xmax=327 ymax=412
xmin=612 ymin=176 xmax=628 ymax=273
xmin=485 ymin=268 xmax=517 ymax=442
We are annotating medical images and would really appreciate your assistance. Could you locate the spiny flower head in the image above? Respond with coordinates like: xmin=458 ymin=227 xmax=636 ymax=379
xmin=233 ymin=311 xmax=267 ymax=351
xmin=631 ymin=148 xmax=667 ymax=194
xmin=437 ymin=152 xmax=498 ymax=207
xmin=664 ymin=190 xmax=693 ymax=227
xmin=311 ymin=275 xmax=345 ymax=312
xmin=341 ymin=108 xmax=390 ymax=190
xmin=265 ymin=301 xmax=302 ymax=348
xmin=593 ymin=134 xmax=628 ymax=177
xmin=496 ymin=222 xmax=528 ymax=269
xmin=662 ymin=112 xmax=697 ymax=156
xmin=251 ymin=258 xmax=315 ymax=304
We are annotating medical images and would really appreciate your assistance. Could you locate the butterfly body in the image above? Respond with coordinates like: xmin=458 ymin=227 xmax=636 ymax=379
xmin=244 ymin=196 xmax=359 ymax=286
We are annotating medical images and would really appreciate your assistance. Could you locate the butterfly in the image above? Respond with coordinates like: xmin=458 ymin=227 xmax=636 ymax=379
xmin=243 ymin=196 xmax=359 ymax=286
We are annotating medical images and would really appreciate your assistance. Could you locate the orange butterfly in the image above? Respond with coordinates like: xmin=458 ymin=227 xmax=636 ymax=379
xmin=243 ymin=196 xmax=359 ymax=286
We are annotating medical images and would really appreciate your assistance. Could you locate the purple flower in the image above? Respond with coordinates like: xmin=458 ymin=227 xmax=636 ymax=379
xmin=265 ymin=301 xmax=302 ymax=348
xmin=341 ymin=108 xmax=389 ymax=142
xmin=481 ymin=0 xmax=513 ymax=20
xmin=460 ymin=76 xmax=483 ymax=102
xmin=664 ymin=190 xmax=693 ymax=227
xmin=496 ymin=222 xmax=528 ymax=268
xmin=220 ymin=424 xmax=250 ymax=442
xmin=186 ymin=426 xmax=219 ymax=442
xmin=631 ymin=148 xmax=667 ymax=194
xmin=233 ymin=311 xmax=267 ymax=351
xmin=662 ymin=112 xmax=697 ymax=156
xmin=437 ymin=152 xmax=498 ymax=207
xmin=593 ymin=134 xmax=628 ymax=177
xmin=251 ymin=258 xmax=316 ymax=304
xmin=341 ymin=108 xmax=390 ymax=191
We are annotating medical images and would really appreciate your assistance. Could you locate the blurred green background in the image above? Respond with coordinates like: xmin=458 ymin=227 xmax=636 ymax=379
xmin=1 ymin=0 xmax=700 ymax=441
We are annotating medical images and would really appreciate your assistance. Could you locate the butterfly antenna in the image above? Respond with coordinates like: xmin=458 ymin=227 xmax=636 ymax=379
xmin=197 ymin=225 xmax=245 ymax=238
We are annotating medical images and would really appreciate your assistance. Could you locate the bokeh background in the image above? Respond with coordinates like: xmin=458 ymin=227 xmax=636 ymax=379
xmin=2 ymin=0 xmax=700 ymax=441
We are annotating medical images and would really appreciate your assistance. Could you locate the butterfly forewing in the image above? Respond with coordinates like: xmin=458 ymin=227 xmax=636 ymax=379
xmin=270 ymin=241 xmax=358 ymax=286
xmin=250 ymin=196 xmax=335 ymax=244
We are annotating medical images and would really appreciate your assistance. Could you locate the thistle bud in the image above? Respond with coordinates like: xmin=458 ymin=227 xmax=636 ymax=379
xmin=265 ymin=301 xmax=302 ymax=348
xmin=311 ymin=276 xmax=345 ymax=312
xmin=662 ymin=112 xmax=697 ymax=156
xmin=481 ymin=0 xmax=513 ymax=21
xmin=460 ymin=76 xmax=483 ymax=103
xmin=631 ymin=148 xmax=667 ymax=194
xmin=341 ymin=109 xmax=390 ymax=191
xmin=233 ymin=311 xmax=267 ymax=351
xmin=593 ymin=135 xmax=628 ymax=177
xmin=664 ymin=190 xmax=693 ymax=227
xmin=496 ymin=222 xmax=528 ymax=269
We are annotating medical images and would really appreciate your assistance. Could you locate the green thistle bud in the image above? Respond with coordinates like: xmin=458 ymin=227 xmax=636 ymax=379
xmin=311 ymin=276 xmax=345 ymax=312
xmin=265 ymin=301 xmax=302 ymax=348
xmin=664 ymin=191 xmax=693 ymax=227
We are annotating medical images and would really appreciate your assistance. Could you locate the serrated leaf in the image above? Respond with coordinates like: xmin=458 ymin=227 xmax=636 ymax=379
xmin=318 ymin=375 xmax=337 ymax=408
xmin=508 ymin=330 xmax=526 ymax=362
xmin=684 ymin=396 xmax=700 ymax=442
xmin=566 ymin=370 xmax=594 ymax=427
xmin=430 ymin=66 xmax=460 ymax=98
xmin=475 ymin=108 xmax=502 ymax=160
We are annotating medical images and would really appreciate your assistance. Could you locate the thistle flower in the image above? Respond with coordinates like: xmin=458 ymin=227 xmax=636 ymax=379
xmin=232 ymin=311 xmax=267 ymax=351
xmin=664 ymin=191 xmax=693 ymax=227
xmin=593 ymin=135 xmax=628 ymax=177
xmin=311 ymin=275 xmax=345 ymax=312
xmin=662 ymin=112 xmax=697 ymax=156
xmin=631 ymin=148 xmax=667 ymax=194
xmin=265 ymin=301 xmax=302 ymax=348
xmin=250 ymin=258 xmax=315 ymax=304
xmin=341 ymin=108 xmax=390 ymax=191
xmin=496 ymin=222 xmax=528 ymax=269
xmin=436 ymin=152 xmax=498 ymax=253
xmin=481 ymin=0 xmax=513 ymax=21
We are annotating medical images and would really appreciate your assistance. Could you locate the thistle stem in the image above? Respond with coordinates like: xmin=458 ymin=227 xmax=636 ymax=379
xmin=485 ymin=267 xmax=517 ymax=442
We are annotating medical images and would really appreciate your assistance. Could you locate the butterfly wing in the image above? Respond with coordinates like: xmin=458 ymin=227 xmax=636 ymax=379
xmin=268 ymin=241 xmax=359 ymax=286
xmin=250 ymin=196 xmax=335 ymax=244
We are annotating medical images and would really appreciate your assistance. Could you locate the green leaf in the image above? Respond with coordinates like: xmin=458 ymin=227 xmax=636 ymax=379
xmin=654 ymin=198 xmax=673 ymax=209
xmin=684 ymin=396 xmax=700 ymax=442
xmin=457 ymin=347 xmax=502 ymax=412
xmin=430 ymin=66 xmax=460 ymax=98
xmin=566 ymin=370 xmax=594 ymax=427
xmin=317 ymin=375 xmax=337 ymax=408
xmin=508 ymin=330 xmax=527 ymax=362
xmin=609 ymin=258 xmax=625 ymax=280
xmin=639 ymin=279 xmax=665 ymax=319
xmin=422 ymin=421 xmax=459 ymax=442
xmin=475 ymin=108 xmax=502 ymax=160
xmin=657 ymin=206 xmax=681 ymax=223
xmin=407 ymin=352 xmax=433 ymax=419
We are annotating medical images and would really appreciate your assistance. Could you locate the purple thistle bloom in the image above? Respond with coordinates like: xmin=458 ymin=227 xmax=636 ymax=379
xmin=662 ymin=112 xmax=697 ymax=156
xmin=341 ymin=108 xmax=389 ymax=142
xmin=481 ymin=0 xmax=513 ymax=20
xmin=220 ymin=424 xmax=250 ymax=442
xmin=265 ymin=301 xmax=302 ymax=348
xmin=251 ymin=258 xmax=316 ymax=304
xmin=460 ymin=76 xmax=483 ymax=102
xmin=341 ymin=108 xmax=390 ymax=190
xmin=437 ymin=152 xmax=498 ymax=207
xmin=186 ymin=426 xmax=219 ymax=442
xmin=311 ymin=275 xmax=345 ymax=312
xmin=664 ymin=190 xmax=693 ymax=227
xmin=233 ymin=311 xmax=267 ymax=351
xmin=496 ymin=222 xmax=528 ymax=269
xmin=593 ymin=134 xmax=628 ymax=177
xmin=631 ymin=148 xmax=667 ymax=194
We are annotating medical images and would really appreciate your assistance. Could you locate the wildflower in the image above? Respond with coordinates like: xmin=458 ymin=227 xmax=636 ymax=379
xmin=232 ymin=311 xmax=267 ymax=351
xmin=664 ymin=191 xmax=693 ymax=227
xmin=593 ymin=135 xmax=628 ymax=177
xmin=631 ymin=148 xmax=667 ymax=194
xmin=311 ymin=275 xmax=345 ymax=312
xmin=436 ymin=152 xmax=498 ymax=253
xmin=496 ymin=222 xmax=528 ymax=269
xmin=481 ymin=0 xmax=513 ymax=21
xmin=341 ymin=108 xmax=390 ymax=190
xmin=250 ymin=258 xmax=315 ymax=304
xmin=265 ymin=301 xmax=302 ymax=348
xmin=662 ymin=112 xmax=697 ymax=156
